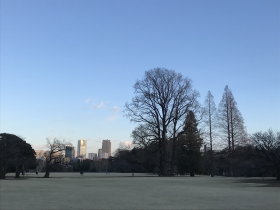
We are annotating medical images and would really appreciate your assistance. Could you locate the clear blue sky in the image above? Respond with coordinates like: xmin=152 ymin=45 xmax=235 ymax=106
xmin=1 ymin=0 xmax=279 ymax=154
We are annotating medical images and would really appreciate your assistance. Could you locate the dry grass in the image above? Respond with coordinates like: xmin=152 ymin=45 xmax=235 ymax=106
xmin=1 ymin=173 xmax=279 ymax=210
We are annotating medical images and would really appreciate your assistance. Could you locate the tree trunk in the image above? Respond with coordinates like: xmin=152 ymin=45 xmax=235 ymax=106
xmin=228 ymin=146 xmax=231 ymax=176
xmin=44 ymin=162 xmax=50 ymax=178
xmin=161 ymin=139 xmax=167 ymax=176
xmin=276 ymin=168 xmax=280 ymax=181
xmin=15 ymin=165 xmax=20 ymax=178
xmin=160 ymin=127 xmax=166 ymax=176
xmin=208 ymin=97 xmax=214 ymax=177
xmin=21 ymin=164 xmax=25 ymax=175
xmin=210 ymin=150 xmax=214 ymax=177
xmin=0 ymin=170 xmax=6 ymax=179
xmin=210 ymin=141 xmax=214 ymax=177
xmin=15 ymin=171 xmax=20 ymax=178
xmin=44 ymin=171 xmax=50 ymax=178
xmin=159 ymin=139 xmax=163 ymax=176
xmin=170 ymin=138 xmax=176 ymax=176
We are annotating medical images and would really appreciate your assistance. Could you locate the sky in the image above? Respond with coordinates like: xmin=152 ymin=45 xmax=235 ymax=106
xmin=1 ymin=0 xmax=279 ymax=155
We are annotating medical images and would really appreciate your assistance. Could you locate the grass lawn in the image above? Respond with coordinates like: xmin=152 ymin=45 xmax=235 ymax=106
xmin=1 ymin=172 xmax=279 ymax=209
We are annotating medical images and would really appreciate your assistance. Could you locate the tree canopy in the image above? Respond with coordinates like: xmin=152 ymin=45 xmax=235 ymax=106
xmin=251 ymin=129 xmax=280 ymax=180
xmin=0 ymin=133 xmax=36 ymax=179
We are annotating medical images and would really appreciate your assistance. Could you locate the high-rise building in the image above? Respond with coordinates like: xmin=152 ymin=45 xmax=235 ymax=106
xmin=88 ymin=153 xmax=97 ymax=160
xmin=101 ymin=152 xmax=109 ymax=159
xmin=102 ymin=140 xmax=111 ymax=157
xmin=77 ymin=140 xmax=87 ymax=158
xmin=74 ymin=147 xmax=76 ymax=158
xmin=65 ymin=146 xmax=74 ymax=158
xmin=98 ymin=149 xmax=102 ymax=158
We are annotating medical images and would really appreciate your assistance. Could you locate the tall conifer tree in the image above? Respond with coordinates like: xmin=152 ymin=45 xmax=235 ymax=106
xmin=218 ymin=85 xmax=246 ymax=176
xmin=176 ymin=111 xmax=203 ymax=176
xmin=203 ymin=91 xmax=217 ymax=177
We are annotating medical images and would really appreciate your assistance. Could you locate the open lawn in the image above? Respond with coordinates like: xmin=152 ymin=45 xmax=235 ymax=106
xmin=1 ymin=173 xmax=279 ymax=210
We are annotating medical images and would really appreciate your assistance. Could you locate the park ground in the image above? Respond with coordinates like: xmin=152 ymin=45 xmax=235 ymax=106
xmin=1 ymin=173 xmax=280 ymax=210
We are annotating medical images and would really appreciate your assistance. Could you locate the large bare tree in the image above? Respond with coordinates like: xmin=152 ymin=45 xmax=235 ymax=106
xmin=251 ymin=129 xmax=280 ymax=180
xmin=44 ymin=138 xmax=71 ymax=178
xmin=125 ymin=68 xmax=199 ymax=176
xmin=217 ymin=85 xmax=246 ymax=176
xmin=202 ymin=91 xmax=217 ymax=177
xmin=131 ymin=124 xmax=155 ymax=149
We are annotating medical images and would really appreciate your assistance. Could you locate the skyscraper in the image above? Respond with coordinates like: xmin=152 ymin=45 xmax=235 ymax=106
xmin=98 ymin=149 xmax=102 ymax=158
xmin=102 ymin=140 xmax=111 ymax=157
xmin=88 ymin=153 xmax=97 ymax=160
xmin=65 ymin=146 xmax=74 ymax=158
xmin=77 ymin=140 xmax=87 ymax=158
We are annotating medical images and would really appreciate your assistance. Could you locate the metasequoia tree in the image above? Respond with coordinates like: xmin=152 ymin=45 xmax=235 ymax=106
xmin=217 ymin=85 xmax=246 ymax=176
xmin=125 ymin=68 xmax=199 ymax=176
xmin=202 ymin=91 xmax=217 ymax=177
xmin=44 ymin=138 xmax=71 ymax=178
xmin=251 ymin=129 xmax=280 ymax=181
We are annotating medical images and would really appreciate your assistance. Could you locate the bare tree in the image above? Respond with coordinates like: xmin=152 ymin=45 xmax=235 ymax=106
xmin=131 ymin=124 xmax=155 ymax=149
xmin=202 ymin=91 xmax=217 ymax=177
xmin=229 ymin=98 xmax=247 ymax=149
xmin=217 ymin=85 xmax=246 ymax=176
xmin=124 ymin=68 xmax=199 ymax=176
xmin=251 ymin=129 xmax=280 ymax=180
xmin=44 ymin=138 xmax=71 ymax=178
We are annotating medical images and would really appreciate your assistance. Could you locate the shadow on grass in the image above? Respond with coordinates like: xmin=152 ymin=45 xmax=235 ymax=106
xmin=3 ymin=173 xmax=161 ymax=180
xmin=3 ymin=176 xmax=33 ymax=180
xmin=233 ymin=178 xmax=280 ymax=188
xmin=36 ymin=175 xmax=161 ymax=179
xmin=2 ymin=173 xmax=210 ymax=180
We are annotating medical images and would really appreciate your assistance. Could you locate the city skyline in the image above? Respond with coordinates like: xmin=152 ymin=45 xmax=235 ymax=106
xmin=35 ymin=139 xmax=112 ymax=159
xmin=1 ymin=1 xmax=279 ymax=154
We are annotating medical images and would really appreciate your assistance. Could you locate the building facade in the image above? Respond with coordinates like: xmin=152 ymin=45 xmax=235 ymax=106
xmin=77 ymin=140 xmax=87 ymax=158
xmin=65 ymin=146 xmax=74 ymax=158
xmin=100 ymin=152 xmax=109 ymax=159
xmin=98 ymin=149 xmax=102 ymax=158
xmin=88 ymin=153 xmax=97 ymax=160
xmin=102 ymin=140 xmax=111 ymax=157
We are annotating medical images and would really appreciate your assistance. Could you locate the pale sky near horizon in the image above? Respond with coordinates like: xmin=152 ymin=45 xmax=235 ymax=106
xmin=1 ymin=0 xmax=279 ymax=155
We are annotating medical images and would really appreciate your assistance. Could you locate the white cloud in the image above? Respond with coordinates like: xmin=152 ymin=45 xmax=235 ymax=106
xmin=85 ymin=98 xmax=92 ymax=103
xmin=106 ymin=114 xmax=118 ymax=122
xmin=91 ymin=101 xmax=105 ymax=109
xmin=32 ymin=144 xmax=48 ymax=150
xmin=46 ymin=135 xmax=55 ymax=140
xmin=119 ymin=141 xmax=134 ymax=150
xmin=112 ymin=106 xmax=120 ymax=112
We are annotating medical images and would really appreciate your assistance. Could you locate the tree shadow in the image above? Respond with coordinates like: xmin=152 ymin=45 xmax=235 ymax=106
xmin=233 ymin=178 xmax=280 ymax=187
xmin=3 ymin=176 xmax=33 ymax=180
